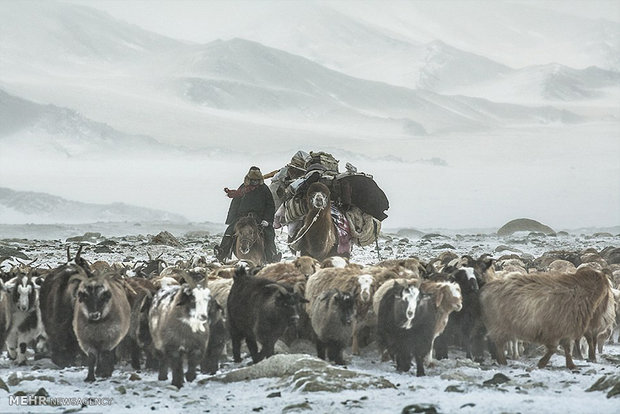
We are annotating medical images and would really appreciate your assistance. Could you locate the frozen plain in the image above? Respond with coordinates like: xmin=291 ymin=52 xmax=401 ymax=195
xmin=0 ymin=228 xmax=619 ymax=413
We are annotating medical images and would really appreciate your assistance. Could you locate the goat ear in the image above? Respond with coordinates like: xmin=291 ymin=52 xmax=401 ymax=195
xmin=435 ymin=290 xmax=444 ymax=308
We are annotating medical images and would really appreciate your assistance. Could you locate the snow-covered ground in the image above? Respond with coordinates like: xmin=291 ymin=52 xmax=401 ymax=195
xmin=0 ymin=229 xmax=619 ymax=413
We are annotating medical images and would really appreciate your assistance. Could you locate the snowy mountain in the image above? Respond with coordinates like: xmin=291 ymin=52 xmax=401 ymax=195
xmin=0 ymin=187 xmax=187 ymax=224
xmin=162 ymin=38 xmax=581 ymax=134
xmin=0 ymin=0 xmax=182 ymax=76
xmin=451 ymin=64 xmax=620 ymax=103
xmin=0 ymin=89 xmax=178 ymax=158
xmin=154 ymin=0 xmax=620 ymax=85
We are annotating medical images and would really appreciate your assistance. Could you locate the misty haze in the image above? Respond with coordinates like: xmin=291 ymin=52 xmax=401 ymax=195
xmin=0 ymin=0 xmax=618 ymax=233
xmin=1 ymin=2 xmax=620 ymax=413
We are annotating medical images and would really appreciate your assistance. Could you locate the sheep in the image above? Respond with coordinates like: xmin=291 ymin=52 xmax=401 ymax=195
xmin=479 ymin=267 xmax=611 ymax=369
xmin=227 ymin=266 xmax=308 ymax=364
xmin=309 ymin=288 xmax=354 ymax=365
xmin=73 ymin=270 xmax=131 ymax=381
xmin=305 ymin=266 xmax=376 ymax=355
xmin=39 ymin=247 xmax=90 ymax=367
xmin=149 ymin=275 xmax=212 ymax=388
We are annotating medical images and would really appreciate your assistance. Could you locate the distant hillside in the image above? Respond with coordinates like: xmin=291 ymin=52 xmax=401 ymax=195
xmin=452 ymin=64 xmax=620 ymax=102
xmin=0 ymin=89 xmax=179 ymax=157
xmin=164 ymin=38 xmax=582 ymax=133
xmin=0 ymin=187 xmax=187 ymax=224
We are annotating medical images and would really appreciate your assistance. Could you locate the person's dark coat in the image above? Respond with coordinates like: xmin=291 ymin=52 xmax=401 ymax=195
xmin=225 ymin=184 xmax=275 ymax=225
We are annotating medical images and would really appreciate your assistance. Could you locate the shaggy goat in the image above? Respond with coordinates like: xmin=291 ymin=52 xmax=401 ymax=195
xmin=309 ymin=288 xmax=355 ymax=365
xmin=149 ymin=275 xmax=212 ymax=388
xmin=4 ymin=272 xmax=46 ymax=365
xmin=434 ymin=267 xmax=483 ymax=361
xmin=227 ymin=266 xmax=308 ymax=363
xmin=479 ymin=267 xmax=610 ymax=369
xmin=123 ymin=277 xmax=158 ymax=370
xmin=39 ymin=248 xmax=90 ymax=367
xmin=376 ymin=281 xmax=420 ymax=369
xmin=73 ymin=271 xmax=131 ymax=381
xmin=254 ymin=256 xmax=318 ymax=342
xmin=305 ymin=266 xmax=375 ymax=354
xmin=201 ymin=298 xmax=227 ymax=374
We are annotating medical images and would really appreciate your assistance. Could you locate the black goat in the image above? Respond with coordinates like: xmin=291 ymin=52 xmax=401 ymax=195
xmin=228 ymin=266 xmax=308 ymax=364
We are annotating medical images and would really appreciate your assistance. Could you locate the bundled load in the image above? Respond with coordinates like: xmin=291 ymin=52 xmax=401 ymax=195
xmin=270 ymin=150 xmax=389 ymax=254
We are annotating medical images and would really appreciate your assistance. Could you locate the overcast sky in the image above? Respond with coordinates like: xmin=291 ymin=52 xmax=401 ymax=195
xmin=69 ymin=0 xmax=620 ymax=43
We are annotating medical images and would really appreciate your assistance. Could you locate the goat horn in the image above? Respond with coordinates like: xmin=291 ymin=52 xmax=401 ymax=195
xmin=147 ymin=251 xmax=153 ymax=260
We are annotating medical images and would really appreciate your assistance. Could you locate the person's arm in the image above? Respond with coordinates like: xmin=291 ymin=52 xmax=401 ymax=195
xmin=262 ymin=185 xmax=276 ymax=223
xmin=225 ymin=189 xmax=241 ymax=224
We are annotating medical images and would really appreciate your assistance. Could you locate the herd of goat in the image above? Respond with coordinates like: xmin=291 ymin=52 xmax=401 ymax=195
xmin=0 ymin=245 xmax=619 ymax=388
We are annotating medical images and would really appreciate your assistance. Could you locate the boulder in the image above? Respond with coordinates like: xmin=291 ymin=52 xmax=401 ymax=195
xmin=149 ymin=231 xmax=183 ymax=247
xmin=497 ymin=219 xmax=555 ymax=237
xmin=396 ymin=228 xmax=425 ymax=238
xmin=205 ymin=354 xmax=395 ymax=392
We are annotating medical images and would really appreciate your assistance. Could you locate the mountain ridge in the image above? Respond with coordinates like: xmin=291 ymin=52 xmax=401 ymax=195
xmin=0 ymin=187 xmax=188 ymax=224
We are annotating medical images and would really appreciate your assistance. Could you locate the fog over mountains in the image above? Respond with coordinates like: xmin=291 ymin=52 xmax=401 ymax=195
xmin=0 ymin=187 xmax=186 ymax=224
xmin=0 ymin=0 xmax=618 ymax=229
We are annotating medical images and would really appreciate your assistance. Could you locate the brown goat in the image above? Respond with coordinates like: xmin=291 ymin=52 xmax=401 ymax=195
xmin=419 ymin=281 xmax=463 ymax=363
xmin=306 ymin=266 xmax=375 ymax=354
xmin=73 ymin=271 xmax=131 ymax=381
xmin=480 ymin=267 xmax=610 ymax=369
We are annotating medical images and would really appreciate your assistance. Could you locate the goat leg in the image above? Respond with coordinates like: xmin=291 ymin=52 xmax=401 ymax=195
xmin=572 ymin=338 xmax=584 ymax=360
xmin=495 ymin=340 xmax=507 ymax=365
xmin=316 ymin=340 xmax=326 ymax=360
xmin=585 ymin=334 xmax=597 ymax=362
xmin=327 ymin=342 xmax=345 ymax=365
xmin=85 ymin=352 xmax=96 ymax=382
xmin=537 ymin=345 xmax=555 ymax=369
xmin=245 ymin=336 xmax=261 ymax=363
xmin=17 ymin=342 xmax=28 ymax=366
xmin=98 ymin=350 xmax=115 ymax=377
xmin=231 ymin=332 xmax=243 ymax=363
xmin=351 ymin=319 xmax=360 ymax=355
xmin=170 ymin=352 xmax=184 ymax=388
xmin=157 ymin=353 xmax=168 ymax=381
xmin=414 ymin=353 xmax=425 ymax=377
xmin=560 ymin=339 xmax=576 ymax=370
xmin=185 ymin=350 xmax=200 ymax=382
